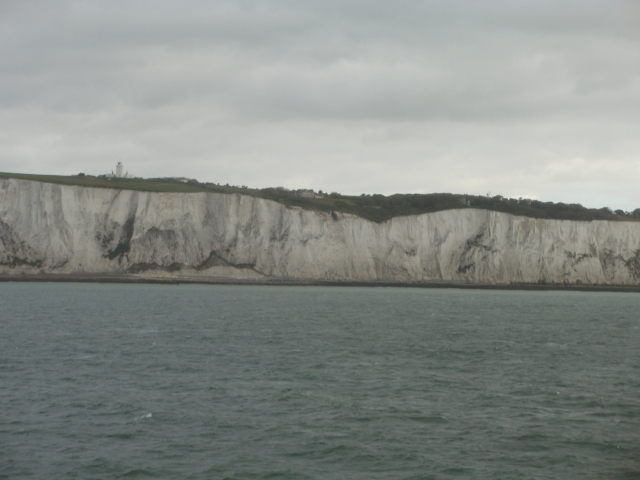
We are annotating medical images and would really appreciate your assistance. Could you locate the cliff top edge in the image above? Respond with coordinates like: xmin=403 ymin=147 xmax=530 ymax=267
xmin=1 ymin=171 xmax=638 ymax=224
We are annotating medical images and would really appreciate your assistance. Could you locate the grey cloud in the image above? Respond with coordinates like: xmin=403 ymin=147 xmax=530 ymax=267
xmin=3 ymin=1 xmax=638 ymax=120
xmin=1 ymin=0 xmax=639 ymax=210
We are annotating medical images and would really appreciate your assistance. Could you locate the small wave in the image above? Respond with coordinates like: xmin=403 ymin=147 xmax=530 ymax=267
xmin=121 ymin=468 xmax=158 ymax=478
xmin=407 ymin=414 xmax=448 ymax=424
xmin=107 ymin=433 xmax=136 ymax=440
xmin=134 ymin=412 xmax=152 ymax=421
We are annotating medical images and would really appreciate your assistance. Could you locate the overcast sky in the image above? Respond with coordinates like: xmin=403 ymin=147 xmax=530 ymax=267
xmin=1 ymin=1 xmax=640 ymax=209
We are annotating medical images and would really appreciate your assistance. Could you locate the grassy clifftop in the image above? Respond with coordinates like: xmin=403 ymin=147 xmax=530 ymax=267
xmin=2 ymin=171 xmax=638 ymax=224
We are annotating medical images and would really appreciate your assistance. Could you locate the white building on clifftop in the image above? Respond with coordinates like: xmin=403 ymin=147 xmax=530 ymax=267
xmin=104 ymin=162 xmax=134 ymax=179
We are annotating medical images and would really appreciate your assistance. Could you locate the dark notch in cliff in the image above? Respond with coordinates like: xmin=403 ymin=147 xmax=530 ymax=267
xmin=196 ymin=250 xmax=260 ymax=272
xmin=126 ymin=250 xmax=260 ymax=275
xmin=0 ymin=255 xmax=43 ymax=269
xmin=105 ymin=217 xmax=135 ymax=260
xmin=195 ymin=251 xmax=230 ymax=270
xmin=624 ymin=249 xmax=640 ymax=279
xmin=128 ymin=262 xmax=183 ymax=274
xmin=3 ymin=171 xmax=639 ymax=224
xmin=456 ymin=232 xmax=496 ymax=274
xmin=0 ymin=220 xmax=44 ymax=268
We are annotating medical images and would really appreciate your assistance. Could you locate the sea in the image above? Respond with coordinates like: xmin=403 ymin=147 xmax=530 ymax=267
xmin=1 ymin=282 xmax=639 ymax=479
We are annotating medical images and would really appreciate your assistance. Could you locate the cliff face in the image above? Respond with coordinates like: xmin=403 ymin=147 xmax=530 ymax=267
xmin=2 ymin=177 xmax=640 ymax=284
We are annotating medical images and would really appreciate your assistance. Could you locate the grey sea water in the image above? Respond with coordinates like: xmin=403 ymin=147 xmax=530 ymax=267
xmin=1 ymin=283 xmax=639 ymax=479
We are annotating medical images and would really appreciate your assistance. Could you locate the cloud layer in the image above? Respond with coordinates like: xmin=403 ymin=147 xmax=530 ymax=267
xmin=2 ymin=0 xmax=640 ymax=209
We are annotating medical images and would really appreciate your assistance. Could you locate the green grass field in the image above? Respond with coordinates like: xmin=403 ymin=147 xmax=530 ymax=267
xmin=2 ymin=171 xmax=638 ymax=223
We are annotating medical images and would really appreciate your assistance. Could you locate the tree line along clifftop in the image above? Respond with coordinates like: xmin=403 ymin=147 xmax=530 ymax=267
xmin=1 ymin=171 xmax=638 ymax=224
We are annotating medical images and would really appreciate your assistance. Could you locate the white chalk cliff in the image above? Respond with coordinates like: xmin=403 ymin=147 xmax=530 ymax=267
xmin=2 ymin=178 xmax=640 ymax=284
